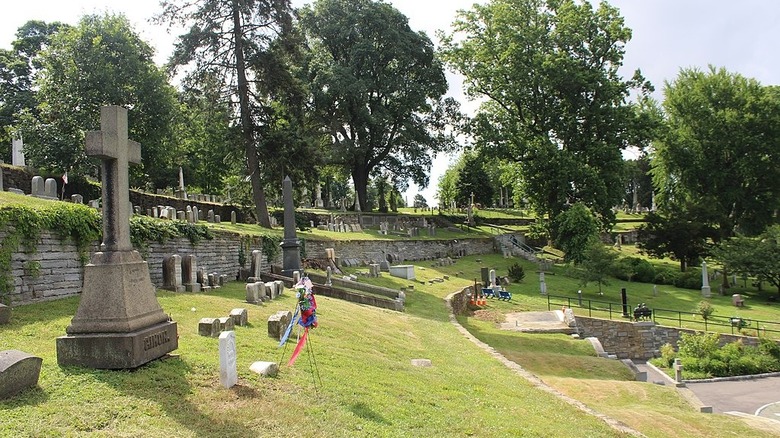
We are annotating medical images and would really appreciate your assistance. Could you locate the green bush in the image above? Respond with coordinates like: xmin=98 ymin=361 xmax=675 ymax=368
xmin=652 ymin=267 xmax=679 ymax=286
xmin=673 ymin=269 xmax=702 ymax=290
xmin=677 ymin=332 xmax=719 ymax=359
xmin=507 ymin=263 xmax=525 ymax=282
xmin=659 ymin=343 xmax=676 ymax=368
xmin=614 ymin=257 xmax=656 ymax=283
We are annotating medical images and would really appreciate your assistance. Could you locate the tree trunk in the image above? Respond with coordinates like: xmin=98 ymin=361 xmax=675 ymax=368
xmin=352 ymin=166 xmax=369 ymax=212
xmin=680 ymin=259 xmax=687 ymax=272
xmin=233 ymin=2 xmax=271 ymax=228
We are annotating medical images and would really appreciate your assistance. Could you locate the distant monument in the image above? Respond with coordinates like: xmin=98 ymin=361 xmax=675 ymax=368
xmin=280 ymin=176 xmax=301 ymax=277
xmin=11 ymin=134 xmax=25 ymax=167
xmin=56 ymin=106 xmax=178 ymax=369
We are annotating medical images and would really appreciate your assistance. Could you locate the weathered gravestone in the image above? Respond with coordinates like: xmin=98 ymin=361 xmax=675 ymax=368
xmin=56 ymin=106 xmax=178 ymax=369
xmin=267 ymin=310 xmax=292 ymax=340
xmin=181 ymin=254 xmax=201 ymax=293
xmin=281 ymin=176 xmax=301 ymax=277
xmin=0 ymin=303 xmax=9 ymax=325
xmin=219 ymin=331 xmax=238 ymax=388
xmin=0 ymin=350 xmax=42 ymax=399
xmin=162 ymin=255 xmax=184 ymax=292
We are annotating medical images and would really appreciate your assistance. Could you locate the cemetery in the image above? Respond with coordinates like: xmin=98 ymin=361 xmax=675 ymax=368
xmin=1 ymin=0 xmax=780 ymax=435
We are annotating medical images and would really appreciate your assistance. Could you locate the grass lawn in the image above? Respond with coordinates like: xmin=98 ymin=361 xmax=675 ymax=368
xmin=2 ymin=252 xmax=778 ymax=436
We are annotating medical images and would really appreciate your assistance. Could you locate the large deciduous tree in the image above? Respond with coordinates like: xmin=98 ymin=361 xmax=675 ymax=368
xmin=159 ymin=0 xmax=295 ymax=228
xmin=440 ymin=0 xmax=653 ymax=237
xmin=652 ymin=66 xmax=780 ymax=240
xmin=715 ymin=225 xmax=780 ymax=296
xmin=19 ymin=14 xmax=178 ymax=187
xmin=299 ymin=0 xmax=459 ymax=211
xmin=0 ymin=21 xmax=66 ymax=159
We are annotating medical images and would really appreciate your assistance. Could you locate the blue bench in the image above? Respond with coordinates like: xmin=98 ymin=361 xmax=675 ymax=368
xmin=498 ymin=290 xmax=512 ymax=301
xmin=482 ymin=288 xmax=495 ymax=298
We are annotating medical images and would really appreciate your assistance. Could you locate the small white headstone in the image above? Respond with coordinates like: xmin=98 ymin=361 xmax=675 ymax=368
xmin=249 ymin=361 xmax=279 ymax=377
xmin=219 ymin=331 xmax=238 ymax=388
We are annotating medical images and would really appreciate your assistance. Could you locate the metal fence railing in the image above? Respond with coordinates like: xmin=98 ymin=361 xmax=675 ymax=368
xmin=547 ymin=294 xmax=780 ymax=338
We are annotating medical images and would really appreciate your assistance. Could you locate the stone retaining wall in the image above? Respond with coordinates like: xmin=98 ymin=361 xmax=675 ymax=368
xmin=2 ymin=230 xmax=279 ymax=305
xmin=305 ymin=238 xmax=495 ymax=262
xmin=576 ymin=316 xmax=779 ymax=360
xmin=3 ymin=226 xmax=492 ymax=306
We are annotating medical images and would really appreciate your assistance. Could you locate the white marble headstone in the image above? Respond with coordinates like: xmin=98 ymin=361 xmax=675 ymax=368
xmin=219 ymin=331 xmax=237 ymax=388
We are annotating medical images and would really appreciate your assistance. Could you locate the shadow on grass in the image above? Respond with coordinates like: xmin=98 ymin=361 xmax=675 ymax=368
xmin=0 ymin=385 xmax=50 ymax=408
xmin=61 ymin=357 xmax=257 ymax=437
xmin=348 ymin=401 xmax=390 ymax=425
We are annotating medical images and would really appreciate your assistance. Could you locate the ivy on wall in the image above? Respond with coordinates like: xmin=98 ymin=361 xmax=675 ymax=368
xmin=0 ymin=203 xmax=213 ymax=304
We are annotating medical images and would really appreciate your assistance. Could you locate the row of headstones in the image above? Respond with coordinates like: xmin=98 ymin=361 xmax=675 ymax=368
xmin=430 ymin=257 xmax=455 ymax=267
xmin=198 ymin=308 xmax=248 ymax=337
xmin=155 ymin=188 xmax=223 ymax=204
xmin=137 ymin=204 xmax=231 ymax=225
xmin=322 ymin=221 xmax=363 ymax=233
xmin=218 ymin=308 xmax=291 ymax=389
xmin=162 ymin=254 xmax=226 ymax=292
xmin=245 ymin=280 xmax=285 ymax=304
xmin=29 ymin=176 xmax=58 ymax=199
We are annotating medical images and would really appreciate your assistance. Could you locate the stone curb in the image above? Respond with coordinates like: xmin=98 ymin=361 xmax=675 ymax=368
xmin=444 ymin=292 xmax=646 ymax=438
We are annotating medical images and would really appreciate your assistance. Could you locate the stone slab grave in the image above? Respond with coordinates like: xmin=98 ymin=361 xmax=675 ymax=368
xmin=389 ymin=264 xmax=415 ymax=280
xmin=199 ymin=318 xmax=220 ymax=337
xmin=250 ymin=361 xmax=279 ymax=377
xmin=219 ymin=331 xmax=238 ymax=388
xmin=0 ymin=350 xmax=43 ymax=399
xmin=56 ymin=106 xmax=178 ymax=369
xmin=268 ymin=310 xmax=292 ymax=340
xmin=230 ymin=308 xmax=248 ymax=327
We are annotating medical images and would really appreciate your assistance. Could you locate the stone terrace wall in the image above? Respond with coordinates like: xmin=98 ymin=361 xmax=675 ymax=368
xmin=3 ymin=230 xmax=279 ymax=305
xmin=1 ymin=164 xmax=34 ymax=193
xmin=305 ymin=238 xmax=495 ymax=262
xmin=576 ymin=316 xmax=779 ymax=361
xmin=4 ymin=228 xmax=494 ymax=306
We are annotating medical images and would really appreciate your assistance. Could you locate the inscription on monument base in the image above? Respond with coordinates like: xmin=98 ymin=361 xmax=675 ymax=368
xmin=57 ymin=321 xmax=178 ymax=369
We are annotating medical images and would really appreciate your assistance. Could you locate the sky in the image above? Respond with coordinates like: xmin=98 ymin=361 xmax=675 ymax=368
xmin=2 ymin=0 xmax=779 ymax=205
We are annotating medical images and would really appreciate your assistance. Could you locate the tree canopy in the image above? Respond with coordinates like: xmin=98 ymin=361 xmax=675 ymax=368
xmin=652 ymin=66 xmax=780 ymax=239
xmin=159 ymin=0 xmax=296 ymax=227
xmin=440 ymin=0 xmax=653 ymax=236
xmin=299 ymin=0 xmax=459 ymax=211
xmin=17 ymin=14 xmax=178 ymax=188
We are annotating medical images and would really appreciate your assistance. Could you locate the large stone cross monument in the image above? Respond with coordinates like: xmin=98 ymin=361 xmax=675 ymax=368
xmin=56 ymin=106 xmax=178 ymax=369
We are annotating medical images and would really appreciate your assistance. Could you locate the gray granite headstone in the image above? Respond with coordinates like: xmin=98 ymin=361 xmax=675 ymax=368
xmin=267 ymin=311 xmax=292 ymax=340
xmin=56 ymin=106 xmax=178 ymax=369
xmin=0 ymin=350 xmax=42 ymax=399
xmin=30 ymin=176 xmax=44 ymax=197
xmin=11 ymin=135 xmax=25 ymax=167
xmin=181 ymin=254 xmax=201 ymax=292
xmin=43 ymin=178 xmax=57 ymax=199
xmin=229 ymin=308 xmax=248 ymax=326
xmin=162 ymin=255 xmax=184 ymax=292
xmin=281 ymin=176 xmax=301 ymax=277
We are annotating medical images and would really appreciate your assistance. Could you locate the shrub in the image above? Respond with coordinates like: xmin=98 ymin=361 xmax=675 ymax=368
xmin=613 ymin=257 xmax=656 ymax=283
xmin=652 ymin=267 xmax=679 ymax=286
xmin=677 ymin=332 xmax=719 ymax=359
xmin=758 ymin=338 xmax=780 ymax=359
xmin=507 ymin=263 xmax=525 ymax=282
xmin=673 ymin=269 xmax=702 ymax=290
xmin=695 ymin=301 xmax=715 ymax=320
xmin=659 ymin=343 xmax=676 ymax=368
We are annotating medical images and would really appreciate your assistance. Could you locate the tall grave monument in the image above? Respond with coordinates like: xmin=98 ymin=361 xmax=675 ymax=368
xmin=281 ymin=176 xmax=301 ymax=277
xmin=57 ymin=106 xmax=178 ymax=369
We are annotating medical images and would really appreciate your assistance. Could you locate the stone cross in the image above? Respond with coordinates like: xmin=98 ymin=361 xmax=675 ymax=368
xmin=85 ymin=106 xmax=140 ymax=253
